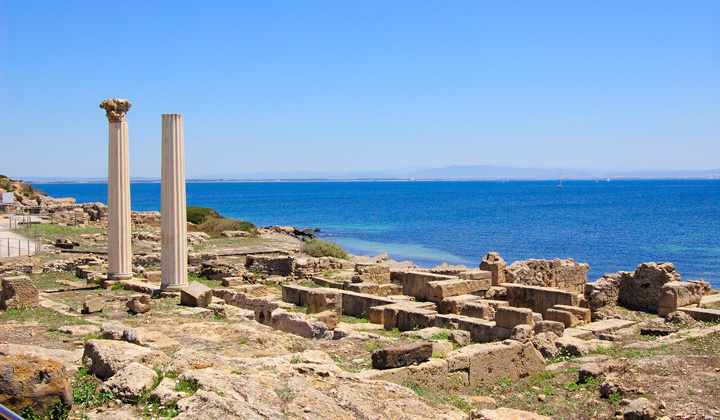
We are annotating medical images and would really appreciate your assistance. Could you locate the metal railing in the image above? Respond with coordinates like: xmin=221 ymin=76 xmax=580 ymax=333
xmin=0 ymin=403 xmax=24 ymax=420
xmin=0 ymin=237 xmax=41 ymax=257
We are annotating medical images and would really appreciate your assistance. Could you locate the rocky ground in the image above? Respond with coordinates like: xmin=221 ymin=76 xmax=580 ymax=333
xmin=1 ymin=177 xmax=719 ymax=420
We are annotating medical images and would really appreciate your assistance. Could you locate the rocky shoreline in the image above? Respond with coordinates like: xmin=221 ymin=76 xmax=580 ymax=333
xmin=1 ymin=176 xmax=720 ymax=420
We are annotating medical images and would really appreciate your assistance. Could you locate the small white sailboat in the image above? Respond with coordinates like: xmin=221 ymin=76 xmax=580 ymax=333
xmin=557 ymin=171 xmax=563 ymax=188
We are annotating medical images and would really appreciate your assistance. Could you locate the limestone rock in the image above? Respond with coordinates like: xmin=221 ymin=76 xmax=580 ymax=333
xmin=534 ymin=320 xmax=564 ymax=336
xmin=618 ymin=262 xmax=681 ymax=313
xmin=82 ymin=339 xmax=169 ymax=379
xmin=578 ymin=363 xmax=603 ymax=383
xmin=531 ymin=332 xmax=559 ymax=358
xmin=150 ymin=377 xmax=187 ymax=405
xmin=82 ymin=297 xmax=104 ymax=314
xmin=57 ymin=325 xmax=101 ymax=337
xmin=623 ymin=398 xmax=656 ymax=420
xmin=102 ymin=362 xmax=158 ymax=400
xmin=470 ymin=407 xmax=550 ymax=420
xmin=270 ymin=309 xmax=332 ymax=339
xmin=585 ymin=273 xmax=623 ymax=311
xmin=664 ymin=310 xmax=694 ymax=325
xmin=1 ymin=275 xmax=39 ymax=309
xmin=126 ymin=295 xmax=151 ymax=314
xmin=313 ymin=310 xmax=341 ymax=330
xmin=450 ymin=330 xmax=471 ymax=347
xmin=371 ymin=342 xmax=433 ymax=369
xmin=479 ymin=252 xmax=506 ymax=286
xmin=85 ymin=408 xmax=141 ymax=420
xmin=510 ymin=324 xmax=533 ymax=342
xmin=180 ymin=281 xmax=212 ymax=308
xmin=306 ymin=289 xmax=342 ymax=314
xmin=0 ymin=355 xmax=72 ymax=418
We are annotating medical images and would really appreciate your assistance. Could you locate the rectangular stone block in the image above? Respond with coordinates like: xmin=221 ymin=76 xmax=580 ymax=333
xmin=495 ymin=306 xmax=535 ymax=329
xmin=396 ymin=307 xmax=437 ymax=331
xmin=491 ymin=326 xmax=513 ymax=341
xmin=307 ymin=289 xmax=342 ymax=314
xmin=355 ymin=264 xmax=391 ymax=284
xmin=438 ymin=294 xmax=484 ymax=314
xmin=378 ymin=283 xmax=403 ymax=296
xmin=340 ymin=290 xmax=395 ymax=318
xmin=180 ymin=281 xmax=212 ymax=308
xmin=426 ymin=279 xmax=490 ymax=302
xmin=553 ymin=304 xmax=591 ymax=324
xmin=281 ymin=284 xmax=312 ymax=306
xmin=460 ymin=303 xmax=495 ymax=320
xmin=457 ymin=318 xmax=494 ymax=343
xmin=145 ymin=271 xmax=162 ymax=283
xmin=544 ymin=308 xmax=577 ymax=328
xmin=658 ymin=281 xmax=706 ymax=316
xmin=311 ymin=276 xmax=346 ymax=290
xmin=397 ymin=271 xmax=456 ymax=300
xmin=221 ymin=277 xmax=244 ymax=287
xmin=534 ymin=320 xmax=565 ymax=336
xmin=503 ymin=283 xmax=579 ymax=314
xmin=678 ymin=307 xmax=720 ymax=322
xmin=347 ymin=282 xmax=380 ymax=294
xmin=458 ymin=269 xmax=492 ymax=283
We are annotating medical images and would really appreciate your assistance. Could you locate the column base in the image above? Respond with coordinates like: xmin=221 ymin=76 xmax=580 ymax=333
xmin=161 ymin=283 xmax=189 ymax=291
xmin=107 ymin=272 xmax=133 ymax=280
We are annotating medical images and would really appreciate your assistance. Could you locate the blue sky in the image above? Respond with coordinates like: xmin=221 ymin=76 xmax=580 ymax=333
xmin=1 ymin=1 xmax=718 ymax=178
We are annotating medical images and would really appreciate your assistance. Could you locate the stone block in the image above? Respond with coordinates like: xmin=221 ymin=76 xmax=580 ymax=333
xmin=460 ymin=302 xmax=495 ymax=319
xmin=458 ymin=269 xmax=492 ymax=282
xmin=355 ymin=263 xmax=390 ymax=284
xmin=678 ymin=307 xmax=720 ymax=322
xmin=534 ymin=320 xmax=565 ymax=336
xmin=426 ymin=279 xmax=490 ymax=301
xmin=479 ymin=252 xmax=507 ymax=286
xmin=658 ymin=281 xmax=706 ymax=316
xmin=491 ymin=326 xmax=513 ymax=341
xmin=230 ymin=284 xmax=267 ymax=297
xmin=313 ymin=310 xmax=341 ymax=330
xmin=504 ymin=283 xmax=579 ymax=314
xmin=270 ymin=309 xmax=332 ymax=339
xmin=221 ymin=276 xmax=244 ymax=287
xmin=438 ymin=294 xmax=483 ymax=314
xmin=340 ymin=290 xmax=394 ymax=318
xmin=395 ymin=306 xmax=437 ymax=331
xmin=83 ymin=297 xmax=104 ymax=314
xmin=1 ymin=275 xmax=39 ymax=310
xmin=246 ymin=255 xmax=294 ymax=276
xmin=126 ymin=295 xmax=151 ymax=314
xmin=102 ymin=362 xmax=158 ymax=400
xmin=369 ymin=305 xmax=387 ymax=324
xmin=371 ymin=342 xmax=432 ymax=369
xmin=180 ymin=281 xmax=212 ymax=308
xmin=281 ymin=284 xmax=312 ymax=306
xmin=544 ymin=308 xmax=577 ymax=327
xmin=474 ymin=408 xmax=550 ymax=420
xmin=495 ymin=306 xmax=535 ymax=329
xmin=306 ymin=289 xmax=342 ymax=314
xmin=505 ymin=258 xmax=589 ymax=293
xmin=617 ymin=262 xmax=681 ymax=313
xmin=145 ymin=271 xmax=162 ymax=283
xmin=454 ymin=341 xmax=545 ymax=387
xmin=396 ymin=271 xmax=456 ymax=300
xmin=347 ymin=282 xmax=380 ymax=294
xmin=457 ymin=318 xmax=494 ymax=343
xmin=554 ymin=304 xmax=591 ymax=324
xmin=377 ymin=283 xmax=403 ymax=296
xmin=510 ymin=324 xmax=534 ymax=342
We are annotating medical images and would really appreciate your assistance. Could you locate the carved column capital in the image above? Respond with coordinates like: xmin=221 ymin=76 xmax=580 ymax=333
xmin=99 ymin=98 xmax=132 ymax=122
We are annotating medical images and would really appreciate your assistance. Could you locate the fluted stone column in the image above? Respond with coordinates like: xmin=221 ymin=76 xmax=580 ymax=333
xmin=99 ymin=99 xmax=133 ymax=280
xmin=161 ymin=114 xmax=188 ymax=290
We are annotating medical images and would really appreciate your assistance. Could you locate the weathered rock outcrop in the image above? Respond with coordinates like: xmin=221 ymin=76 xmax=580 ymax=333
xmin=82 ymin=339 xmax=169 ymax=379
xmin=0 ymin=355 xmax=72 ymax=418
xmin=617 ymin=262 xmax=682 ymax=313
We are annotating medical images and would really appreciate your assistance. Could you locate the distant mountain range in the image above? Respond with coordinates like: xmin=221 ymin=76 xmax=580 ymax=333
xmin=19 ymin=165 xmax=720 ymax=183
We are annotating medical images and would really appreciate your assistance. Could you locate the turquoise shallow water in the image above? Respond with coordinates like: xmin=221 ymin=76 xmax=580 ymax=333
xmin=33 ymin=180 xmax=720 ymax=288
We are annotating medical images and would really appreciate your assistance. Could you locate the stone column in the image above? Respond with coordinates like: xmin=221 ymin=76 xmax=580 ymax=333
xmin=161 ymin=114 xmax=188 ymax=290
xmin=99 ymin=99 xmax=133 ymax=280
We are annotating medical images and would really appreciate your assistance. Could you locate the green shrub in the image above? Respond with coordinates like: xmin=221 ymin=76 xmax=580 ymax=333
xmin=186 ymin=206 xmax=222 ymax=224
xmin=199 ymin=218 xmax=257 ymax=236
xmin=302 ymin=239 xmax=348 ymax=259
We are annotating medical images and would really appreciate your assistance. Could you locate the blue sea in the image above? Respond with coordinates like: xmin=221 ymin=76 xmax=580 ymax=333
xmin=32 ymin=180 xmax=720 ymax=288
